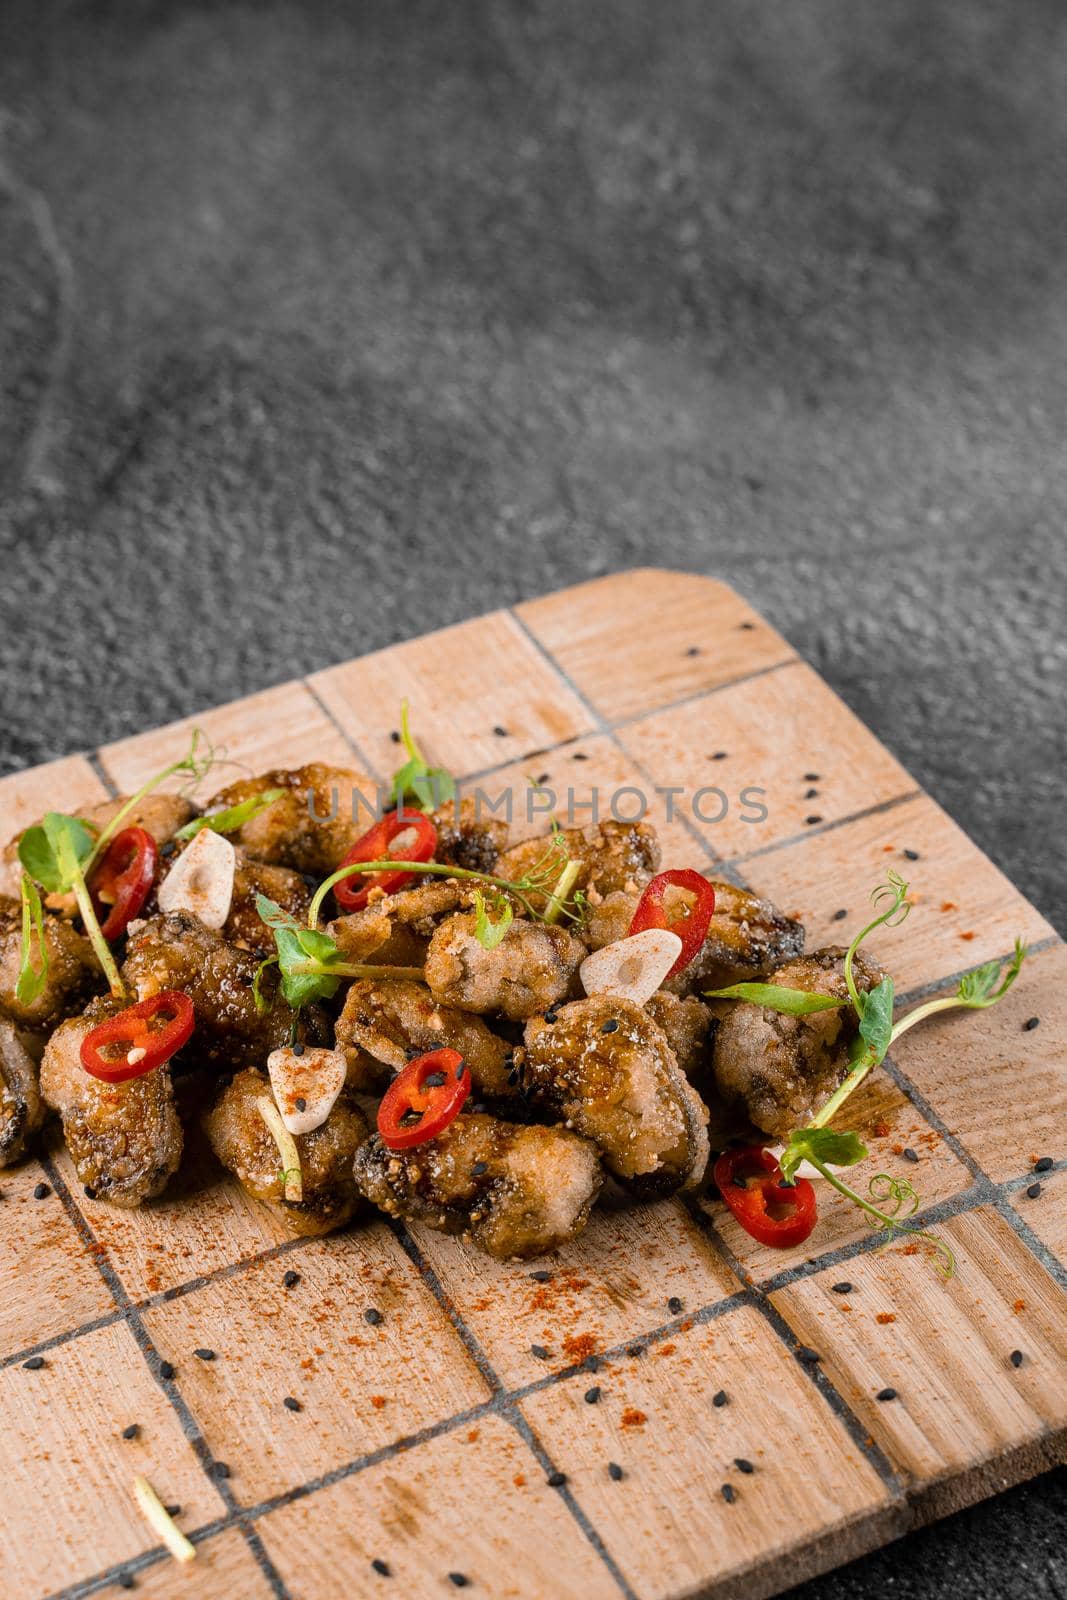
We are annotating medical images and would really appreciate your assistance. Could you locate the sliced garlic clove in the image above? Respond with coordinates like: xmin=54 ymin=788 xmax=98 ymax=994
xmin=580 ymin=928 xmax=684 ymax=1006
xmin=157 ymin=830 xmax=236 ymax=929
xmin=267 ymin=1046 xmax=347 ymax=1136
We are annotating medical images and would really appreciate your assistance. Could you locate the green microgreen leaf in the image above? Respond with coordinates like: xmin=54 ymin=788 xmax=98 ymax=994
xmin=174 ymin=788 xmax=286 ymax=842
xmin=955 ymin=938 xmax=1027 ymax=1007
xmin=16 ymin=873 xmax=49 ymax=1006
xmin=779 ymin=1126 xmax=868 ymax=1185
xmin=703 ymin=981 xmax=848 ymax=1015
xmin=255 ymin=895 xmax=344 ymax=1009
xmin=856 ymin=975 xmax=895 ymax=1066
xmin=18 ymin=813 xmax=94 ymax=893
xmin=473 ymin=888 xmax=513 ymax=950
xmin=390 ymin=700 xmax=455 ymax=811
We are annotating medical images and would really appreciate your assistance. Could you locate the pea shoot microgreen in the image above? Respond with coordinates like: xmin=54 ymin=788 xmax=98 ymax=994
xmin=80 ymin=728 xmax=217 ymax=880
xmin=391 ymin=700 xmax=455 ymax=811
xmin=18 ymin=812 xmax=126 ymax=998
xmin=253 ymin=895 xmax=423 ymax=1012
xmin=174 ymin=787 xmax=285 ymax=843
xmin=707 ymin=871 xmax=1028 ymax=1278
xmin=15 ymin=873 xmax=48 ymax=1006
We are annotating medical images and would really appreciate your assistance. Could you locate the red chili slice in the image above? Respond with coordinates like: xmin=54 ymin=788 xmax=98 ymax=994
xmin=713 ymin=1146 xmax=818 ymax=1249
xmin=377 ymin=1047 xmax=471 ymax=1150
xmin=333 ymin=809 xmax=438 ymax=913
xmin=89 ymin=826 xmax=158 ymax=940
xmin=80 ymin=991 xmax=195 ymax=1083
xmin=628 ymin=868 xmax=716 ymax=976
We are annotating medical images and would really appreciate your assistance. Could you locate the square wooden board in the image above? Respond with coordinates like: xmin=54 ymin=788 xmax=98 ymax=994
xmin=1 ymin=570 xmax=1063 ymax=1600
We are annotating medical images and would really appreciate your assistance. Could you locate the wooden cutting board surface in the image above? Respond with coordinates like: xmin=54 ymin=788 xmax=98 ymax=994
xmin=1 ymin=569 xmax=1064 ymax=1600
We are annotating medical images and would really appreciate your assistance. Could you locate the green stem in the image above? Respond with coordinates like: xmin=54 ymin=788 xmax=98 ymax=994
xmin=83 ymin=732 xmax=211 ymax=878
xmin=888 ymin=995 xmax=969 ymax=1042
xmin=308 ymin=859 xmax=542 ymax=929
xmin=806 ymin=1154 xmax=954 ymax=1277
xmin=290 ymin=959 xmax=425 ymax=983
xmin=67 ymin=859 xmax=126 ymax=999
xmin=810 ymin=1046 xmax=877 ymax=1129
xmin=542 ymin=858 xmax=583 ymax=926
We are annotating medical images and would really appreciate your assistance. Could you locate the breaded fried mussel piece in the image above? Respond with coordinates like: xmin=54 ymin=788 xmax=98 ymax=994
xmin=204 ymin=1068 xmax=366 ymax=1236
xmin=523 ymin=996 xmax=709 ymax=1196
xmin=495 ymin=820 xmax=660 ymax=910
xmin=202 ymin=763 xmax=375 ymax=875
xmin=425 ymin=912 xmax=585 ymax=1022
xmin=711 ymin=947 xmax=884 ymax=1138
xmin=0 ymin=894 xmax=99 ymax=1031
xmin=353 ymin=1113 xmax=602 ymax=1260
xmin=585 ymin=879 xmax=805 ymax=995
xmin=123 ymin=912 xmax=328 ymax=1071
xmin=0 ymin=1018 xmax=45 ymax=1166
xmin=40 ymin=998 xmax=182 ymax=1205
xmin=328 ymin=880 xmax=471 ymax=969
xmin=335 ymin=979 xmax=514 ymax=1096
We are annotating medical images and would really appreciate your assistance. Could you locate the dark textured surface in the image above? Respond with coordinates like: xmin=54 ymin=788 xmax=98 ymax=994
xmin=0 ymin=3 xmax=1063 ymax=1595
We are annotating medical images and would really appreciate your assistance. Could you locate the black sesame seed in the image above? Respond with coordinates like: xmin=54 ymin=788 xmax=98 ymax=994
xmin=571 ymin=751 xmax=588 ymax=761
xmin=584 ymin=1386 xmax=601 ymax=1405
xmin=876 ymin=1387 xmax=898 ymax=1402
xmin=804 ymin=788 xmax=818 ymax=799
xmin=83 ymin=1185 xmax=97 ymax=1200
xmin=831 ymin=1282 xmax=853 ymax=1295
xmin=903 ymin=849 xmax=920 ymax=861
xmin=903 ymin=1147 xmax=919 ymax=1164
xmin=283 ymin=1269 xmax=301 ymax=1289
xmin=23 ymin=1356 xmax=46 ymax=1370
xmin=734 ymin=1457 xmax=754 ymax=1474
xmin=796 ymin=1346 xmax=821 ymax=1364
xmin=805 ymin=815 xmax=823 ymax=826
xmin=584 ymin=1354 xmax=602 ymax=1373
xmin=493 ymin=726 xmax=509 ymax=738
xmin=721 ymin=1483 xmax=736 ymax=1503
xmin=122 ymin=1423 xmax=140 ymax=1440
xmin=601 ymin=1018 xmax=619 ymax=1035
xmin=803 ymin=772 xmax=820 ymax=781
xmin=365 ymin=1307 xmax=383 ymax=1326
xmin=1034 ymin=1157 xmax=1054 ymax=1173
xmin=685 ymin=646 xmax=700 ymax=657
xmin=283 ymin=1396 xmax=302 ymax=1412
xmin=667 ymin=1295 xmax=683 ymax=1314
xmin=371 ymin=1557 xmax=391 ymax=1576
xmin=164 ymin=1505 xmax=181 ymax=1518
xmin=194 ymin=1348 xmax=216 ymax=1361
xmin=1010 ymin=1350 xmax=1024 ymax=1368
xmin=740 ymin=621 xmax=756 ymax=631
xmin=390 ymin=730 xmax=401 ymax=743
xmin=535 ymin=773 xmax=549 ymax=785
xmin=832 ymin=908 xmax=848 ymax=921
xmin=530 ymin=1270 xmax=551 ymax=1283
xmin=447 ymin=1575 xmax=469 ymax=1589
xmin=1023 ymin=1017 xmax=1040 ymax=1032
xmin=547 ymin=1470 xmax=567 ymax=1487
xmin=158 ymin=1361 xmax=175 ymax=1380
xmin=712 ymin=1389 xmax=729 ymax=1407
xmin=294 ymin=1097 xmax=307 ymax=1113
xmin=626 ymin=1344 xmax=643 ymax=1359
xmin=423 ymin=1071 xmax=447 ymax=1088
xmin=471 ymin=1161 xmax=488 ymax=1177
xmin=710 ymin=751 xmax=728 ymax=761
xmin=531 ymin=1344 xmax=549 ymax=1360
xmin=455 ymin=1064 xmax=464 ymax=1081
xmin=608 ymin=1461 xmax=624 ymax=1481
xmin=33 ymin=1182 xmax=50 ymax=1200
xmin=292 ymin=1040 xmax=305 ymax=1057
xmin=211 ymin=1460 xmax=231 ymax=1479
xmin=543 ymin=1009 xmax=559 ymax=1024
xmin=118 ymin=1576 xmax=136 ymax=1591
xmin=1027 ymin=1182 xmax=1042 ymax=1199
xmin=160 ymin=840 xmax=177 ymax=859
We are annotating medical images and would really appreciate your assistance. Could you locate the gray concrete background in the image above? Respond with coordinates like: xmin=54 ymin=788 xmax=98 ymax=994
xmin=0 ymin=3 xmax=1063 ymax=1595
